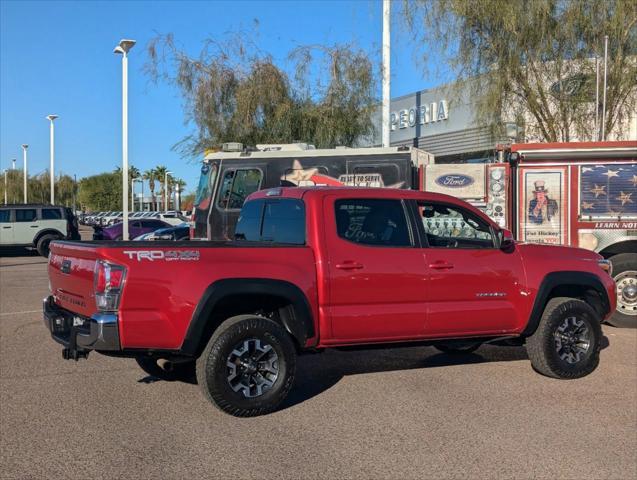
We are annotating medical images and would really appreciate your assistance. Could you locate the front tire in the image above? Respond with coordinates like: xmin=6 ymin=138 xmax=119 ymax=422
xmin=196 ymin=315 xmax=296 ymax=417
xmin=608 ymin=253 xmax=637 ymax=328
xmin=526 ymin=297 xmax=602 ymax=379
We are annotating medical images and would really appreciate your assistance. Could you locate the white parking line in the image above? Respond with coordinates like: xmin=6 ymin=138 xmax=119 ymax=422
xmin=0 ymin=309 xmax=42 ymax=317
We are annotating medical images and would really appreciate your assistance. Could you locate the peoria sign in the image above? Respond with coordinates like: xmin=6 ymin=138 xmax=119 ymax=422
xmin=390 ymin=100 xmax=449 ymax=131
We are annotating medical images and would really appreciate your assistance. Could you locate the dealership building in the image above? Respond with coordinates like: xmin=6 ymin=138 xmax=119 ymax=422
xmin=365 ymin=81 xmax=637 ymax=161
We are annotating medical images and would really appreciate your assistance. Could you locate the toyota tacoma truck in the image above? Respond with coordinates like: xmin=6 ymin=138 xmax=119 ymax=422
xmin=44 ymin=187 xmax=616 ymax=417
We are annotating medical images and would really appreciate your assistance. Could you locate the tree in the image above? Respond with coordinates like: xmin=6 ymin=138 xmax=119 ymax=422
xmin=146 ymin=32 xmax=376 ymax=156
xmin=143 ymin=169 xmax=157 ymax=211
xmin=1 ymin=170 xmax=76 ymax=206
xmin=78 ymin=172 xmax=122 ymax=211
xmin=154 ymin=165 xmax=168 ymax=211
xmin=403 ymin=0 xmax=637 ymax=142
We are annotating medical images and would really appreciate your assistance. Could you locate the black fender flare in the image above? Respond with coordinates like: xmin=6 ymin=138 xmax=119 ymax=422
xmin=33 ymin=229 xmax=65 ymax=246
xmin=180 ymin=278 xmax=316 ymax=356
xmin=521 ymin=271 xmax=611 ymax=337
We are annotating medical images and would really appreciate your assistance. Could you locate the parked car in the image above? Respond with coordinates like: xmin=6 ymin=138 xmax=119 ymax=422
xmin=93 ymin=218 xmax=170 ymax=240
xmin=154 ymin=211 xmax=189 ymax=226
xmin=44 ymin=187 xmax=615 ymax=417
xmin=0 ymin=204 xmax=80 ymax=256
xmin=134 ymin=223 xmax=189 ymax=241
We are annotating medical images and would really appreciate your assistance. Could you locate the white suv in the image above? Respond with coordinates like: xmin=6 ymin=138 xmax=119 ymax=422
xmin=0 ymin=205 xmax=80 ymax=257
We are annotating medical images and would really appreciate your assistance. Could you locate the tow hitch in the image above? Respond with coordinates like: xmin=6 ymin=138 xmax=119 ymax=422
xmin=62 ymin=348 xmax=89 ymax=361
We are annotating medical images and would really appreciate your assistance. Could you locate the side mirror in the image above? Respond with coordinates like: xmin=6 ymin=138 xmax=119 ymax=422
xmin=499 ymin=228 xmax=515 ymax=250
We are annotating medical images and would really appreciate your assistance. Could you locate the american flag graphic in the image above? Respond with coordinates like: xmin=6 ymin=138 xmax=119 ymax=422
xmin=580 ymin=164 xmax=637 ymax=217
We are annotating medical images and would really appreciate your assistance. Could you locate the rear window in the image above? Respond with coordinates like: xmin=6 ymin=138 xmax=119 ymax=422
xmin=0 ymin=210 xmax=10 ymax=222
xmin=234 ymin=199 xmax=305 ymax=244
xmin=42 ymin=208 xmax=63 ymax=220
xmin=15 ymin=209 xmax=37 ymax=222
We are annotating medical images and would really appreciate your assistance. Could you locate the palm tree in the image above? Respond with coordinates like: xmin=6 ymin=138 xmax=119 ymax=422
xmin=128 ymin=166 xmax=141 ymax=210
xmin=143 ymin=168 xmax=156 ymax=211
xmin=154 ymin=165 xmax=168 ymax=211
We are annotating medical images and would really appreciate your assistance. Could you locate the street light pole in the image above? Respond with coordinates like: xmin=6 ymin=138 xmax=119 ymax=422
xmin=3 ymin=170 xmax=7 ymax=205
xmin=114 ymin=39 xmax=136 ymax=240
xmin=381 ymin=0 xmax=391 ymax=148
xmin=46 ymin=114 xmax=59 ymax=204
xmin=21 ymin=144 xmax=28 ymax=203
xmin=164 ymin=171 xmax=172 ymax=211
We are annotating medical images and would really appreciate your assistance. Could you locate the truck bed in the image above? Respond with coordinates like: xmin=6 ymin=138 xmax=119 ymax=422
xmin=48 ymin=240 xmax=318 ymax=350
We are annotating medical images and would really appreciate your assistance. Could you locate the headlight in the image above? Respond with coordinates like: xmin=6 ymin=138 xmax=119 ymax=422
xmin=597 ymin=259 xmax=612 ymax=276
xmin=578 ymin=232 xmax=598 ymax=251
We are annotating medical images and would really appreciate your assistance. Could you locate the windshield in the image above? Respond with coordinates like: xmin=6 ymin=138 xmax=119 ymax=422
xmin=193 ymin=162 xmax=219 ymax=239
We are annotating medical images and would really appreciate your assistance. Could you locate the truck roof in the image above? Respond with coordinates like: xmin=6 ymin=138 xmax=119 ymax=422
xmin=511 ymin=140 xmax=637 ymax=161
xmin=248 ymin=186 xmax=483 ymax=211
xmin=204 ymin=145 xmax=426 ymax=161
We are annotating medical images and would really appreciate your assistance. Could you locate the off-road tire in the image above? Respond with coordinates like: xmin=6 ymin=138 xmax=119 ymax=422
xmin=36 ymin=234 xmax=59 ymax=257
xmin=135 ymin=356 xmax=195 ymax=382
xmin=526 ymin=297 xmax=602 ymax=379
xmin=434 ymin=342 xmax=481 ymax=354
xmin=196 ymin=315 xmax=296 ymax=417
xmin=607 ymin=253 xmax=637 ymax=328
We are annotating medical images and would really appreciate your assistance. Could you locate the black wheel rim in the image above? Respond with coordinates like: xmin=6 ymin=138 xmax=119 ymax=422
xmin=226 ymin=338 xmax=279 ymax=398
xmin=553 ymin=316 xmax=591 ymax=364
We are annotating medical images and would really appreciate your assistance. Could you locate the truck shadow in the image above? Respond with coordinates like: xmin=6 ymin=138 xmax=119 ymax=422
xmin=0 ymin=247 xmax=41 ymax=259
xmin=280 ymin=337 xmax=610 ymax=411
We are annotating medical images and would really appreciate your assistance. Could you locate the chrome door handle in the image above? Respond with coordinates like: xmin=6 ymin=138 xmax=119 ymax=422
xmin=336 ymin=261 xmax=364 ymax=270
xmin=429 ymin=261 xmax=454 ymax=270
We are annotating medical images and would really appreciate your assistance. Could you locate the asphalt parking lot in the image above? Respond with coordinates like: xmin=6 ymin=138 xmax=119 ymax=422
xmin=1 ymin=247 xmax=636 ymax=480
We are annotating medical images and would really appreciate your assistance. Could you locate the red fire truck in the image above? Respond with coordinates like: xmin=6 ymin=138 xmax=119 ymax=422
xmin=421 ymin=141 xmax=636 ymax=327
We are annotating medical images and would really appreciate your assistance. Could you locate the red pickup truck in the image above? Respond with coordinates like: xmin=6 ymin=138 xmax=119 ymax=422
xmin=44 ymin=187 xmax=616 ymax=416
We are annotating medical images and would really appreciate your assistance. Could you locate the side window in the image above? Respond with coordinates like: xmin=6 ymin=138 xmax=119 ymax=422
xmin=335 ymin=199 xmax=412 ymax=247
xmin=234 ymin=199 xmax=305 ymax=244
xmin=234 ymin=200 xmax=263 ymax=241
xmin=42 ymin=208 xmax=62 ymax=220
xmin=217 ymin=169 xmax=262 ymax=210
xmin=15 ymin=209 xmax=37 ymax=222
xmin=0 ymin=210 xmax=10 ymax=223
xmin=261 ymin=200 xmax=305 ymax=244
xmin=418 ymin=202 xmax=495 ymax=249
xmin=351 ymin=164 xmax=400 ymax=187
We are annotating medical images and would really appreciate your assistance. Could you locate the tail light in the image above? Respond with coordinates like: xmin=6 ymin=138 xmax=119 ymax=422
xmin=94 ymin=260 xmax=126 ymax=311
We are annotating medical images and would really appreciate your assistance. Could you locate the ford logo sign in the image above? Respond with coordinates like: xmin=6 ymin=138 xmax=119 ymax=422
xmin=435 ymin=174 xmax=474 ymax=188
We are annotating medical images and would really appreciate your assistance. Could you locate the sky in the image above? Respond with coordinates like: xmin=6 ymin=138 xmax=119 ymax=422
xmin=0 ymin=0 xmax=447 ymax=194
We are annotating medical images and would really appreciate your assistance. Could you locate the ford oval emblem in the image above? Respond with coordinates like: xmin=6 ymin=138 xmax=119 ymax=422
xmin=435 ymin=174 xmax=474 ymax=188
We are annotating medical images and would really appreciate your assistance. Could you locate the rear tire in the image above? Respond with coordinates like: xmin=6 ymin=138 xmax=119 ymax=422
xmin=36 ymin=234 xmax=59 ymax=257
xmin=607 ymin=253 xmax=637 ymax=328
xmin=526 ymin=297 xmax=602 ymax=379
xmin=196 ymin=315 xmax=296 ymax=417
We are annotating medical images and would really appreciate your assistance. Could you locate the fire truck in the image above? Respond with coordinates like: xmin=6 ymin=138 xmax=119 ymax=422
xmin=421 ymin=141 xmax=636 ymax=328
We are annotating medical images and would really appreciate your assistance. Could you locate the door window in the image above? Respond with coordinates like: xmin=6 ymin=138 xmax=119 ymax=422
xmin=15 ymin=209 xmax=37 ymax=222
xmin=418 ymin=202 xmax=495 ymax=248
xmin=217 ymin=169 xmax=263 ymax=210
xmin=0 ymin=210 xmax=10 ymax=222
xmin=234 ymin=199 xmax=305 ymax=244
xmin=42 ymin=208 xmax=62 ymax=220
xmin=335 ymin=199 xmax=412 ymax=247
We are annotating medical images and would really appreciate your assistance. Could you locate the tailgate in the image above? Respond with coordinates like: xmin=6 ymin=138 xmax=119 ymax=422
xmin=48 ymin=241 xmax=99 ymax=317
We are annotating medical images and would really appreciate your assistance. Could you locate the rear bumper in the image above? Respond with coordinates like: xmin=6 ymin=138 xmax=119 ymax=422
xmin=43 ymin=296 xmax=120 ymax=351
